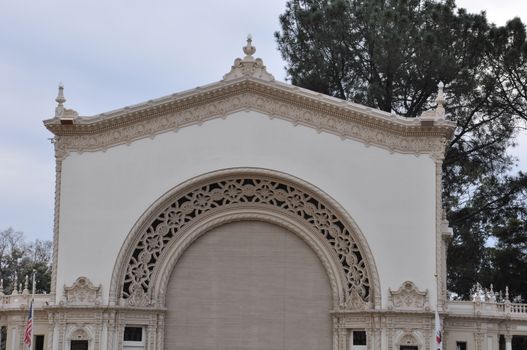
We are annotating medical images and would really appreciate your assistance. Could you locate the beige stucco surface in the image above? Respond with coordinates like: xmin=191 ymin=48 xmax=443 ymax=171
xmin=57 ymin=110 xmax=437 ymax=306
xmin=164 ymin=220 xmax=333 ymax=350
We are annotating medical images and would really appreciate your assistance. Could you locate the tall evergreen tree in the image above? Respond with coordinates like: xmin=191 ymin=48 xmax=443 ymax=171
xmin=276 ymin=0 xmax=527 ymax=299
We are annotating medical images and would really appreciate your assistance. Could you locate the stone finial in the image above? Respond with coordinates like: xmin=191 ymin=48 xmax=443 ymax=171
xmin=223 ymin=35 xmax=274 ymax=82
xmin=55 ymin=82 xmax=66 ymax=117
xmin=420 ymin=81 xmax=447 ymax=121
xmin=53 ymin=82 xmax=79 ymax=122
xmin=505 ymin=286 xmax=510 ymax=301
xmin=243 ymin=34 xmax=256 ymax=59
xmin=0 ymin=279 xmax=4 ymax=295
xmin=470 ymin=282 xmax=486 ymax=302
xmin=488 ymin=284 xmax=496 ymax=302
xmin=12 ymin=275 xmax=18 ymax=295
xmin=435 ymin=81 xmax=446 ymax=118
xmin=56 ymin=82 xmax=66 ymax=104
xmin=22 ymin=275 xmax=29 ymax=295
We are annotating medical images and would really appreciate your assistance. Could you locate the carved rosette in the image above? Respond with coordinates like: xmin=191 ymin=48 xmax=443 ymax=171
xmin=121 ymin=176 xmax=372 ymax=307
xmin=388 ymin=281 xmax=429 ymax=311
xmin=63 ymin=277 xmax=102 ymax=306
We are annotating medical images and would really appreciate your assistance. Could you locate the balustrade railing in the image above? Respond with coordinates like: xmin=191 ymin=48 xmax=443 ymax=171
xmin=0 ymin=293 xmax=51 ymax=309
xmin=496 ymin=303 xmax=505 ymax=312
xmin=510 ymin=303 xmax=527 ymax=314
xmin=448 ymin=300 xmax=527 ymax=318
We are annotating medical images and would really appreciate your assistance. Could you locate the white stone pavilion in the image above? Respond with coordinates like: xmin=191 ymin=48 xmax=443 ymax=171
xmin=1 ymin=38 xmax=526 ymax=350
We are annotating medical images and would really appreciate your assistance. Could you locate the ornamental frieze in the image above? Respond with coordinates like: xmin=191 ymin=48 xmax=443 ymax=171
xmin=47 ymin=81 xmax=454 ymax=161
xmin=119 ymin=174 xmax=375 ymax=309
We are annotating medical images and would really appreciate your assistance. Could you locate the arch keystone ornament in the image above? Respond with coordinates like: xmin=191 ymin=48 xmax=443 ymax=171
xmin=110 ymin=168 xmax=381 ymax=311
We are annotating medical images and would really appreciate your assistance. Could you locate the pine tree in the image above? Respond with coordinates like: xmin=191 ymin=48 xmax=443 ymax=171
xmin=276 ymin=0 xmax=527 ymax=299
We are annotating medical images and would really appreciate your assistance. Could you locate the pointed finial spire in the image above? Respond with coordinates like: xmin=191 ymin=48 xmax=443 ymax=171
xmin=436 ymin=82 xmax=446 ymax=105
xmin=22 ymin=275 xmax=29 ymax=295
xmin=435 ymin=81 xmax=446 ymax=118
xmin=477 ymin=282 xmax=484 ymax=301
xmin=55 ymin=82 xmax=66 ymax=117
xmin=53 ymin=82 xmax=79 ymax=123
xmin=12 ymin=275 xmax=18 ymax=295
xmin=489 ymin=284 xmax=496 ymax=302
xmin=0 ymin=279 xmax=4 ymax=295
xmin=242 ymin=34 xmax=256 ymax=60
xmin=56 ymin=82 xmax=66 ymax=104
xmin=223 ymin=35 xmax=274 ymax=82
xmin=419 ymin=81 xmax=448 ymax=121
xmin=505 ymin=286 xmax=510 ymax=301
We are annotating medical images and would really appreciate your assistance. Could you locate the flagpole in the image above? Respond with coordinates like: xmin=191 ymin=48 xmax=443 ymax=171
xmin=434 ymin=273 xmax=442 ymax=350
xmin=30 ymin=270 xmax=36 ymax=350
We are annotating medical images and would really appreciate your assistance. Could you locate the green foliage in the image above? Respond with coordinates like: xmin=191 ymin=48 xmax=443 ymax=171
xmin=276 ymin=0 xmax=527 ymax=300
xmin=0 ymin=228 xmax=52 ymax=294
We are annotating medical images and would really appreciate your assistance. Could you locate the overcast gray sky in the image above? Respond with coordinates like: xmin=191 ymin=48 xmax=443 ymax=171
xmin=1 ymin=0 xmax=526 ymax=242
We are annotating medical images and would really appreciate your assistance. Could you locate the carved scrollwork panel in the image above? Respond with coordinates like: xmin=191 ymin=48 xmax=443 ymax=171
xmin=121 ymin=176 xmax=372 ymax=307
xmin=389 ymin=281 xmax=429 ymax=311
xmin=63 ymin=277 xmax=102 ymax=306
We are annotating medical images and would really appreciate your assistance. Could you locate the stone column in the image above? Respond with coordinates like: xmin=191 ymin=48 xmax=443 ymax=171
xmin=333 ymin=316 xmax=339 ymax=350
xmin=10 ymin=325 xmax=17 ymax=350
xmin=47 ymin=313 xmax=55 ymax=350
xmin=504 ymin=335 xmax=512 ymax=350
xmin=106 ymin=311 xmax=116 ymax=350
xmin=95 ymin=312 xmax=102 ymax=350
xmin=337 ymin=327 xmax=347 ymax=350
xmin=156 ymin=313 xmax=165 ymax=350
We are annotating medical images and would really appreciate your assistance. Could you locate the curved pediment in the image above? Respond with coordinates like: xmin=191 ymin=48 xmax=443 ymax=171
xmin=44 ymin=38 xmax=455 ymax=160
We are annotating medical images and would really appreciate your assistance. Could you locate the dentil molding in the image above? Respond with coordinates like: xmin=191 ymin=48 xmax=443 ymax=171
xmin=45 ymin=79 xmax=454 ymax=161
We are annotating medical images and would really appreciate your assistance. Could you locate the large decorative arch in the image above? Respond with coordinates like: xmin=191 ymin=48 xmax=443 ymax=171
xmin=109 ymin=168 xmax=381 ymax=310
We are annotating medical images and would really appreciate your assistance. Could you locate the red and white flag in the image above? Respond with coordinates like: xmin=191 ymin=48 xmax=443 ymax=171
xmin=435 ymin=308 xmax=442 ymax=350
xmin=23 ymin=299 xmax=33 ymax=349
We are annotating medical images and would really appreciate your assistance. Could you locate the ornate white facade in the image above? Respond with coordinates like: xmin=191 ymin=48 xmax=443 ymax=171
xmin=1 ymin=38 xmax=526 ymax=350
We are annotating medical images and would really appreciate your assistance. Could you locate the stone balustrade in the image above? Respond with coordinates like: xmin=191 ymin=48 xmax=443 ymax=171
xmin=0 ymin=293 xmax=52 ymax=309
xmin=448 ymin=300 xmax=527 ymax=318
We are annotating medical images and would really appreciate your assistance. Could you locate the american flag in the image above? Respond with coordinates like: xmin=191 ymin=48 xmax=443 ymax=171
xmin=23 ymin=300 xmax=33 ymax=349
xmin=435 ymin=307 xmax=442 ymax=350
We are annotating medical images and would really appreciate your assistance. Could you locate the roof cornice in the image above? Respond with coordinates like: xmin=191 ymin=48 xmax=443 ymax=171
xmin=44 ymin=77 xmax=456 ymax=161
xmin=44 ymin=78 xmax=454 ymax=138
xmin=44 ymin=37 xmax=456 ymax=161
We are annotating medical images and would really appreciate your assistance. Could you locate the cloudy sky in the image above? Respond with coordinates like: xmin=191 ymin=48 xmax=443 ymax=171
xmin=1 ymin=0 xmax=526 ymax=242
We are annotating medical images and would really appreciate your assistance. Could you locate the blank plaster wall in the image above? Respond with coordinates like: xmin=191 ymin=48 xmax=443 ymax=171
xmin=57 ymin=110 xmax=437 ymax=306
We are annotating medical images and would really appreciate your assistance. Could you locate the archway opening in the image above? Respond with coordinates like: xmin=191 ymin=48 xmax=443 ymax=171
xmin=164 ymin=220 xmax=333 ymax=350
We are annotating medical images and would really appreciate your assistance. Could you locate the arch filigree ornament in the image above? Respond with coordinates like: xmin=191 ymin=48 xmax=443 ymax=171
xmin=110 ymin=168 xmax=380 ymax=310
xmin=394 ymin=330 xmax=424 ymax=350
